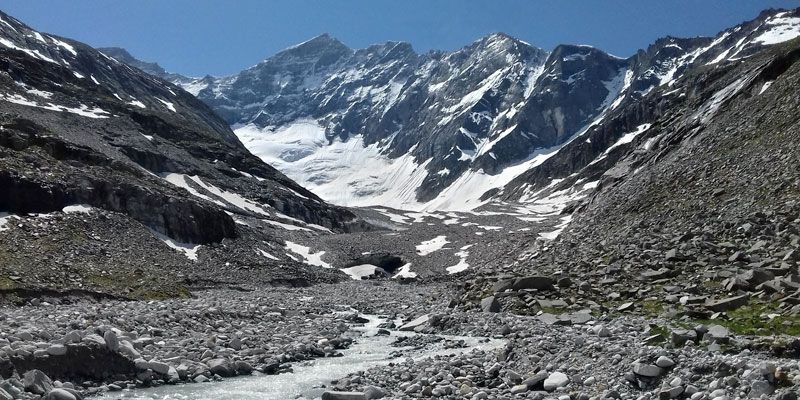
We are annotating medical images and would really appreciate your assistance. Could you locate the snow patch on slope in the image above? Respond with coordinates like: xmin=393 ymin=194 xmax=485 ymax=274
xmin=285 ymin=241 xmax=331 ymax=268
xmin=0 ymin=93 xmax=110 ymax=118
xmin=416 ymin=235 xmax=449 ymax=256
xmin=753 ymin=13 xmax=800 ymax=45
xmin=236 ymin=120 xmax=431 ymax=209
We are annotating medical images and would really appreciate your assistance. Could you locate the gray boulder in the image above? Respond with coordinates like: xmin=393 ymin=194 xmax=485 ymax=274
xmin=23 ymin=369 xmax=54 ymax=395
xmin=207 ymin=358 xmax=235 ymax=377
xmin=705 ymin=294 xmax=750 ymax=312
xmin=512 ymin=276 xmax=555 ymax=291
xmin=632 ymin=363 xmax=663 ymax=377
xmin=481 ymin=296 xmax=501 ymax=313
xmin=363 ymin=385 xmax=385 ymax=399
xmin=321 ymin=391 xmax=366 ymax=400
xmin=44 ymin=388 xmax=82 ymax=400
xmin=104 ymin=330 xmax=120 ymax=352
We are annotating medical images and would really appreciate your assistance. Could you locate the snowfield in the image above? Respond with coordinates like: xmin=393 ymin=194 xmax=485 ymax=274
xmin=235 ymin=118 xmax=596 ymax=212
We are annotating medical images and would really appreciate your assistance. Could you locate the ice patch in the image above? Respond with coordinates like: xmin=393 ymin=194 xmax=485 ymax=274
xmin=128 ymin=100 xmax=146 ymax=109
xmin=0 ymin=212 xmax=18 ymax=232
xmin=416 ymin=235 xmax=449 ymax=256
xmin=264 ymin=219 xmax=311 ymax=232
xmin=393 ymin=263 xmax=417 ymax=279
xmin=446 ymin=245 xmax=472 ymax=274
xmin=753 ymin=15 xmax=800 ymax=45
xmin=62 ymin=204 xmax=92 ymax=213
xmin=694 ymin=74 xmax=754 ymax=123
xmin=0 ymin=93 xmax=110 ymax=119
xmin=599 ymin=123 xmax=652 ymax=158
xmin=538 ymin=215 xmax=573 ymax=240
xmin=257 ymin=248 xmax=279 ymax=260
xmin=759 ymin=81 xmax=774 ymax=95
xmin=47 ymin=36 xmax=77 ymax=56
xmin=150 ymin=229 xmax=201 ymax=261
xmin=160 ymin=173 xmax=272 ymax=217
xmin=341 ymin=264 xmax=383 ymax=280
xmin=0 ymin=37 xmax=57 ymax=64
xmin=180 ymin=80 xmax=209 ymax=96
xmin=157 ymin=98 xmax=177 ymax=112
xmin=373 ymin=208 xmax=410 ymax=224
xmin=284 ymin=241 xmax=331 ymax=268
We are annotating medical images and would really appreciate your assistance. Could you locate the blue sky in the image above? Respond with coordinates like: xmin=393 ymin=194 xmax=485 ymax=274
xmin=4 ymin=1 xmax=799 ymax=77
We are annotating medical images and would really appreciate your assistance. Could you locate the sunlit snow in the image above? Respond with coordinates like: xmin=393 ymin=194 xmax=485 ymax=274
xmin=416 ymin=235 xmax=449 ymax=256
xmin=284 ymin=241 xmax=331 ymax=268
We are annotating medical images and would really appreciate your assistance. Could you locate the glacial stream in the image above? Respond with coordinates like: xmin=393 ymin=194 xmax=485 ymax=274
xmin=95 ymin=315 xmax=505 ymax=400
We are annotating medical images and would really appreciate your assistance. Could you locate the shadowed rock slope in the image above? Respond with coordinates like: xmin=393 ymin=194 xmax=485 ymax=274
xmin=0 ymin=10 xmax=365 ymax=300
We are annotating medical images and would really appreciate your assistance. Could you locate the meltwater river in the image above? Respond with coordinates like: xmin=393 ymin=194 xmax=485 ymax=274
xmin=94 ymin=315 xmax=505 ymax=400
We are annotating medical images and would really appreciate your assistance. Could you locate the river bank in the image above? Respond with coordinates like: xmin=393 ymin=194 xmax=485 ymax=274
xmin=1 ymin=281 xmax=799 ymax=399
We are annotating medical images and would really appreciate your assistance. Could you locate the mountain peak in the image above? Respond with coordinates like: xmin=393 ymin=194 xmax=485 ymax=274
xmin=282 ymin=33 xmax=350 ymax=53
xmin=478 ymin=32 xmax=532 ymax=48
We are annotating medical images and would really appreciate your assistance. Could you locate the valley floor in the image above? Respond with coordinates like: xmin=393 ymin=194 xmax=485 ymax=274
xmin=1 ymin=281 xmax=798 ymax=400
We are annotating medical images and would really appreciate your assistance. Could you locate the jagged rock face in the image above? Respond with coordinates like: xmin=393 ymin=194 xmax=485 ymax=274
xmin=150 ymin=8 xmax=798 ymax=210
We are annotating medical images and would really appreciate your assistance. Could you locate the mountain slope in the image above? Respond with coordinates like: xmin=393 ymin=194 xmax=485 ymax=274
xmin=474 ymin=33 xmax=800 ymax=321
xmin=0 ymin=10 xmax=364 ymax=299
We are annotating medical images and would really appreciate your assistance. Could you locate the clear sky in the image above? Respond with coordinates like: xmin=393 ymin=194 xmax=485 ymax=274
xmin=3 ymin=1 xmax=799 ymax=77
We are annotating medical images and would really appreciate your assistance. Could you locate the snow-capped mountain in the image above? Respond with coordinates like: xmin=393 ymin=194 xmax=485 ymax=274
xmin=125 ymin=8 xmax=799 ymax=212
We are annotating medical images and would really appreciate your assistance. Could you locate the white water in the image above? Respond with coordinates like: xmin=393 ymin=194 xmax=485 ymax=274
xmin=94 ymin=315 xmax=504 ymax=400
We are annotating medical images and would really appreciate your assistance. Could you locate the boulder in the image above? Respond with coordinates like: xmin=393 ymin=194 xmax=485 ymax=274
xmin=398 ymin=315 xmax=429 ymax=331
xmin=522 ymin=371 xmax=549 ymax=389
xmin=23 ymin=369 xmax=54 ymax=395
xmin=512 ymin=276 xmax=555 ymax=291
xmin=103 ymin=330 xmax=119 ymax=352
xmin=543 ymin=372 xmax=569 ymax=391
xmin=655 ymin=356 xmax=675 ymax=368
xmin=705 ymin=294 xmax=750 ymax=312
xmin=632 ymin=363 xmax=663 ymax=378
xmin=234 ymin=360 xmax=253 ymax=375
xmin=46 ymin=345 xmax=67 ymax=356
xmin=481 ymin=296 xmax=501 ymax=313
xmin=118 ymin=340 xmax=140 ymax=359
xmin=664 ymin=248 xmax=680 ymax=261
xmin=81 ymin=334 xmax=106 ymax=347
xmin=44 ymin=388 xmax=81 ymax=400
xmin=321 ymin=391 xmax=367 ymax=400
xmin=706 ymin=325 xmax=731 ymax=343
xmin=492 ymin=279 xmax=515 ymax=293
xmin=509 ymin=384 xmax=528 ymax=394
xmin=206 ymin=358 xmax=235 ymax=377
xmin=146 ymin=360 xmax=170 ymax=375
xmin=671 ymin=329 xmax=697 ymax=346
xmin=363 ymin=385 xmax=385 ymax=399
